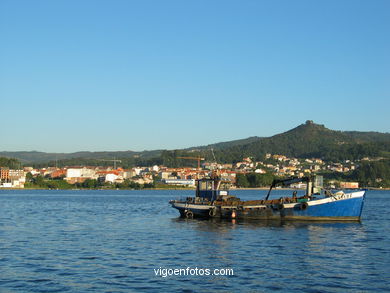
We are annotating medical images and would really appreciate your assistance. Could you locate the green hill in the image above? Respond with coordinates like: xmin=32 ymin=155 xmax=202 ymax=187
xmin=0 ymin=150 xmax=162 ymax=165
xmin=1 ymin=121 xmax=389 ymax=166
xmin=208 ymin=121 xmax=390 ymax=163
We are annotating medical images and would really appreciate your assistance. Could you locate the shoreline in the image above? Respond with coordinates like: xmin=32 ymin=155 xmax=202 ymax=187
xmin=1 ymin=187 xmax=389 ymax=191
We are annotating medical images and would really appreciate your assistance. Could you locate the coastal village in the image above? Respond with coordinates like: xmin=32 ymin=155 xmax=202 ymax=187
xmin=0 ymin=153 xmax=361 ymax=189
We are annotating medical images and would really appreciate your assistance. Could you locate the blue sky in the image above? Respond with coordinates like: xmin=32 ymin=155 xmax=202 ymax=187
xmin=1 ymin=0 xmax=389 ymax=152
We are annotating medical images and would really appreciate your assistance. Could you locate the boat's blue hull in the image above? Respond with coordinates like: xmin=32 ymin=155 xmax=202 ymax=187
xmin=283 ymin=196 xmax=364 ymax=219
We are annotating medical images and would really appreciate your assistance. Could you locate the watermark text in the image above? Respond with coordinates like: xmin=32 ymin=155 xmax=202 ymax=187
xmin=154 ymin=267 xmax=234 ymax=278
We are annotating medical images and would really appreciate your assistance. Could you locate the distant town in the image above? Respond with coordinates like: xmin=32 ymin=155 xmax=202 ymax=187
xmin=0 ymin=153 xmax=370 ymax=189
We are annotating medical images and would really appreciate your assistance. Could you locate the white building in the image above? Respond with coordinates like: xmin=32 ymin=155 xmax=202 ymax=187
xmin=163 ymin=179 xmax=195 ymax=186
xmin=105 ymin=173 xmax=118 ymax=183
xmin=0 ymin=182 xmax=12 ymax=188
xmin=66 ymin=167 xmax=96 ymax=178
xmin=133 ymin=167 xmax=143 ymax=176
xmin=123 ymin=170 xmax=137 ymax=179
xmin=65 ymin=167 xmax=97 ymax=183
xmin=159 ymin=171 xmax=172 ymax=179
xmin=9 ymin=170 xmax=26 ymax=188
xmin=131 ymin=177 xmax=153 ymax=185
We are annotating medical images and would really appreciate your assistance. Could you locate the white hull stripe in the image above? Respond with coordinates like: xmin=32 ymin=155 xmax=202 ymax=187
xmin=284 ymin=191 xmax=364 ymax=208
xmin=173 ymin=203 xmax=212 ymax=210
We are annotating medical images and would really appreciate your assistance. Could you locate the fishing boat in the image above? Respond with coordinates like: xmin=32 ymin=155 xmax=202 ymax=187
xmin=169 ymin=175 xmax=365 ymax=221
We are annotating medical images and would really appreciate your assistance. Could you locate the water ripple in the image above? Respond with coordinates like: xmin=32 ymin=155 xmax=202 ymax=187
xmin=0 ymin=189 xmax=389 ymax=292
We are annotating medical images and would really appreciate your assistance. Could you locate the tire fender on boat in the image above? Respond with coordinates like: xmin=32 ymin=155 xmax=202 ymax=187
xmin=300 ymin=202 xmax=309 ymax=210
xmin=209 ymin=208 xmax=217 ymax=217
xmin=185 ymin=210 xmax=194 ymax=218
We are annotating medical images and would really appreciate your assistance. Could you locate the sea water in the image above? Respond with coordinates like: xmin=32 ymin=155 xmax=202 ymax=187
xmin=0 ymin=189 xmax=389 ymax=292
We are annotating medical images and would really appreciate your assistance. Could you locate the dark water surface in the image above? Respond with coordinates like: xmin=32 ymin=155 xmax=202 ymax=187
xmin=0 ymin=189 xmax=389 ymax=292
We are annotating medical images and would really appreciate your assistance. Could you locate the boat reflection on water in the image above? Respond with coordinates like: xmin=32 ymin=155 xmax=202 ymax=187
xmin=171 ymin=216 xmax=363 ymax=231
